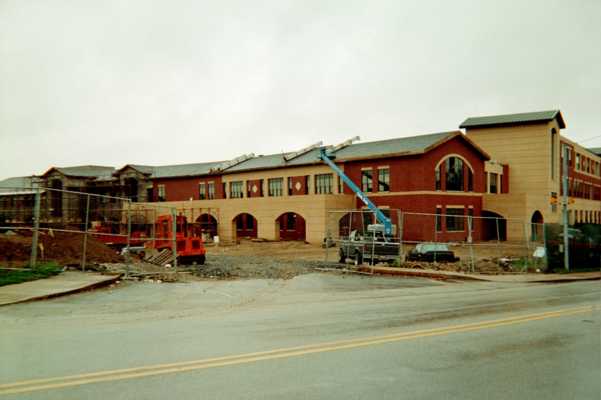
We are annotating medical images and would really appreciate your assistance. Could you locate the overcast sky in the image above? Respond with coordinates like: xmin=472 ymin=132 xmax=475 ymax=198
xmin=1 ymin=0 xmax=600 ymax=180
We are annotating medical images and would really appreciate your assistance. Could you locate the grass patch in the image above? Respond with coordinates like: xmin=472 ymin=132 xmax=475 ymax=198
xmin=0 ymin=262 xmax=63 ymax=287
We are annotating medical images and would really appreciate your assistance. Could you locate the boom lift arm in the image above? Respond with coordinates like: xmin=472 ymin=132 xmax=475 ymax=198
xmin=319 ymin=148 xmax=393 ymax=236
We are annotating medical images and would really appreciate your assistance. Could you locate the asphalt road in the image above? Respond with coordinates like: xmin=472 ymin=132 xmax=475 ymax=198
xmin=0 ymin=273 xmax=599 ymax=399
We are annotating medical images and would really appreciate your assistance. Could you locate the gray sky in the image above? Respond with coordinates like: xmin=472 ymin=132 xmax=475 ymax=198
xmin=1 ymin=0 xmax=600 ymax=180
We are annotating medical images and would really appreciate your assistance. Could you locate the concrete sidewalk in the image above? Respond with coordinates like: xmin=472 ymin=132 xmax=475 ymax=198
xmin=358 ymin=266 xmax=601 ymax=283
xmin=0 ymin=271 xmax=121 ymax=307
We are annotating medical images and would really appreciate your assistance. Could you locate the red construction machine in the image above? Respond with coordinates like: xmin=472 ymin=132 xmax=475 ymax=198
xmin=146 ymin=214 xmax=206 ymax=265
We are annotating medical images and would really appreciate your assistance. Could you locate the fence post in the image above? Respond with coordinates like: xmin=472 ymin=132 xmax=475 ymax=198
xmin=171 ymin=207 xmax=178 ymax=272
xmin=467 ymin=215 xmax=475 ymax=273
xmin=126 ymin=200 xmax=132 ymax=278
xmin=29 ymin=185 xmax=41 ymax=269
xmin=495 ymin=217 xmax=501 ymax=261
xmin=80 ymin=194 xmax=91 ymax=272
xmin=523 ymin=222 xmax=530 ymax=273
xmin=542 ymin=222 xmax=548 ymax=271
xmin=398 ymin=212 xmax=404 ymax=263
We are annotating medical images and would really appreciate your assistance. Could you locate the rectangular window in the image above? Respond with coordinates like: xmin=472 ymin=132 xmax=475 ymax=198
xmin=268 ymin=178 xmax=283 ymax=197
xmin=207 ymin=182 xmax=215 ymax=199
xmin=287 ymin=177 xmax=293 ymax=195
xmin=315 ymin=174 xmax=333 ymax=194
xmin=446 ymin=208 xmax=465 ymax=232
xmin=551 ymin=130 xmax=556 ymax=180
xmin=230 ymin=181 xmax=243 ymax=198
xmin=489 ymin=173 xmax=498 ymax=194
xmin=435 ymin=207 xmax=442 ymax=232
xmin=157 ymin=185 xmax=166 ymax=202
xmin=467 ymin=169 xmax=473 ymax=192
xmin=198 ymin=182 xmax=206 ymax=200
xmin=361 ymin=169 xmax=373 ymax=192
xmin=378 ymin=168 xmax=390 ymax=192
xmin=576 ymin=154 xmax=580 ymax=170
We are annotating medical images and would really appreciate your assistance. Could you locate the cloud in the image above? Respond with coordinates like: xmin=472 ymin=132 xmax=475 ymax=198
xmin=1 ymin=0 xmax=600 ymax=179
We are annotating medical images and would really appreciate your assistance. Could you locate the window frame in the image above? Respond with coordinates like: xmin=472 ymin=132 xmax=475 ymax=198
xmin=361 ymin=168 xmax=373 ymax=193
xmin=230 ymin=181 xmax=244 ymax=198
xmin=157 ymin=184 xmax=166 ymax=202
xmin=445 ymin=207 xmax=465 ymax=232
xmin=377 ymin=167 xmax=390 ymax=192
xmin=268 ymin=178 xmax=284 ymax=197
xmin=315 ymin=173 xmax=333 ymax=194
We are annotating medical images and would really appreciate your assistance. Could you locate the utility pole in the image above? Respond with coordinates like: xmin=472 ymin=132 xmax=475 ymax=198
xmin=562 ymin=145 xmax=570 ymax=272
xmin=29 ymin=183 xmax=41 ymax=269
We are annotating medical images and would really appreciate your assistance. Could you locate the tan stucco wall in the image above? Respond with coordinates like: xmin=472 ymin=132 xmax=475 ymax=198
xmin=474 ymin=119 xmax=601 ymax=240
xmin=469 ymin=120 xmax=567 ymax=233
xmin=135 ymin=193 xmax=355 ymax=244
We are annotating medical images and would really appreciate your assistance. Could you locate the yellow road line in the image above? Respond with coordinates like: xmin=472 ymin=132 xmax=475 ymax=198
xmin=0 ymin=305 xmax=595 ymax=396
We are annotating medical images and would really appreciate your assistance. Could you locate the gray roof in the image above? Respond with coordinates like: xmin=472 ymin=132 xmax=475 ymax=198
xmin=0 ymin=176 xmax=40 ymax=194
xmin=150 ymin=161 xmax=223 ymax=179
xmin=460 ymin=110 xmax=566 ymax=129
xmin=223 ymin=131 xmax=485 ymax=173
xmin=587 ymin=147 xmax=601 ymax=157
xmin=332 ymin=131 xmax=457 ymax=160
xmin=224 ymin=148 xmax=324 ymax=173
xmin=126 ymin=164 xmax=155 ymax=175
xmin=44 ymin=165 xmax=116 ymax=180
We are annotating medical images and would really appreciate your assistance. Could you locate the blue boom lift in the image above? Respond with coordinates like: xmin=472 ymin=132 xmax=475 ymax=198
xmin=319 ymin=148 xmax=394 ymax=236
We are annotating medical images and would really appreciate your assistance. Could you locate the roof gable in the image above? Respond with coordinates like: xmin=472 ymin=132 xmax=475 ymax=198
xmin=332 ymin=131 xmax=490 ymax=161
xmin=42 ymin=165 xmax=115 ymax=180
xmin=460 ymin=110 xmax=566 ymax=130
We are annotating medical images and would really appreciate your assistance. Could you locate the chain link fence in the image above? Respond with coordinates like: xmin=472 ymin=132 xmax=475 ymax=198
xmin=0 ymin=186 xmax=134 ymax=270
xmin=0 ymin=185 xmax=222 ymax=274
xmin=325 ymin=209 xmax=553 ymax=274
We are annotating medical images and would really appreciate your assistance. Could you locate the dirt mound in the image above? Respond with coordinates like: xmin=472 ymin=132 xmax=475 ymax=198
xmin=0 ymin=231 xmax=123 ymax=265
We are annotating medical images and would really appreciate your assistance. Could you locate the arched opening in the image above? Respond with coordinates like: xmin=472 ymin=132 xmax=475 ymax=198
xmin=531 ymin=210 xmax=544 ymax=241
xmin=50 ymin=179 xmax=63 ymax=217
xmin=276 ymin=212 xmax=306 ymax=241
xmin=435 ymin=156 xmax=474 ymax=192
xmin=196 ymin=213 xmax=218 ymax=239
xmin=233 ymin=213 xmax=257 ymax=239
xmin=481 ymin=210 xmax=507 ymax=241
xmin=124 ymin=177 xmax=139 ymax=202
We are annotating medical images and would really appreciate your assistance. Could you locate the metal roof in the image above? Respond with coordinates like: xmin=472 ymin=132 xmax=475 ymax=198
xmin=43 ymin=165 xmax=116 ymax=180
xmin=223 ymin=131 xmax=486 ymax=173
xmin=150 ymin=161 xmax=223 ymax=179
xmin=460 ymin=110 xmax=566 ymax=129
xmin=223 ymin=148 xmax=323 ymax=173
xmin=587 ymin=147 xmax=601 ymax=157
xmin=0 ymin=176 xmax=40 ymax=194
xmin=332 ymin=131 xmax=457 ymax=160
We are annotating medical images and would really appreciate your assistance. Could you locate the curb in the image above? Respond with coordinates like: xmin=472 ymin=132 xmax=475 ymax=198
xmin=358 ymin=267 xmax=601 ymax=283
xmin=527 ymin=276 xmax=601 ymax=284
xmin=0 ymin=273 xmax=123 ymax=307
xmin=357 ymin=267 xmax=488 ymax=281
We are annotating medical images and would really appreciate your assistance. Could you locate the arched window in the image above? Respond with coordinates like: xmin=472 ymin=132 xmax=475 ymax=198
xmin=435 ymin=156 xmax=473 ymax=192
xmin=446 ymin=157 xmax=463 ymax=190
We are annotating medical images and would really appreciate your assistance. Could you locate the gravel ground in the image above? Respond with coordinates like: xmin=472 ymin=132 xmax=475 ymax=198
xmin=194 ymin=254 xmax=340 ymax=280
xmin=86 ymin=253 xmax=342 ymax=282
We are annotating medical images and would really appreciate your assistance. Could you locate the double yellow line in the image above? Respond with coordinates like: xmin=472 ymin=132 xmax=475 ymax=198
xmin=0 ymin=305 xmax=594 ymax=396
